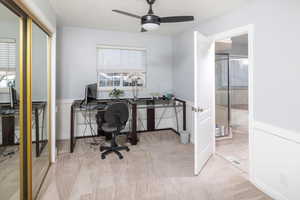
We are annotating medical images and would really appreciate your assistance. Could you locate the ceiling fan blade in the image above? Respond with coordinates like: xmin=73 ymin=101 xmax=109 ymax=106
xmin=160 ymin=16 xmax=194 ymax=23
xmin=112 ymin=10 xmax=141 ymax=19
xmin=141 ymin=27 xmax=147 ymax=32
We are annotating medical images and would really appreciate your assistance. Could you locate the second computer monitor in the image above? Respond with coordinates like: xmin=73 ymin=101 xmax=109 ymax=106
xmin=84 ymin=83 xmax=97 ymax=104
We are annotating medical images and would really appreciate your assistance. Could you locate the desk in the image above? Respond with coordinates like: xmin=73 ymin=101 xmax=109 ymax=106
xmin=0 ymin=101 xmax=46 ymax=157
xmin=70 ymin=98 xmax=186 ymax=153
xmin=127 ymin=98 xmax=186 ymax=145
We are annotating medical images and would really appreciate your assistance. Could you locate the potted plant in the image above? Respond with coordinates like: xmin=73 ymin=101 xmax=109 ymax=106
xmin=109 ymin=88 xmax=124 ymax=100
xmin=128 ymin=72 xmax=144 ymax=100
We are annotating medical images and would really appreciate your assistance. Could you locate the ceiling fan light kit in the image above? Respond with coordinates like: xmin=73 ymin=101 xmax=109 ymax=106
xmin=142 ymin=15 xmax=160 ymax=30
xmin=112 ymin=0 xmax=194 ymax=32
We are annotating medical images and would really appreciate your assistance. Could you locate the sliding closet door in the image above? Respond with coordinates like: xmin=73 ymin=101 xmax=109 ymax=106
xmin=0 ymin=1 xmax=52 ymax=199
xmin=30 ymin=20 xmax=51 ymax=199
xmin=0 ymin=4 xmax=21 ymax=200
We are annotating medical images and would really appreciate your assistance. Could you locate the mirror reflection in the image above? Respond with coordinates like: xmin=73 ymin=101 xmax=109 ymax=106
xmin=31 ymin=22 xmax=49 ymax=197
xmin=0 ymin=3 xmax=20 ymax=200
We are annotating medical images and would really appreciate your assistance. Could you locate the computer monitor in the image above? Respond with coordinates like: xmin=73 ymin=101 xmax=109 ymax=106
xmin=9 ymin=87 xmax=18 ymax=109
xmin=84 ymin=83 xmax=98 ymax=104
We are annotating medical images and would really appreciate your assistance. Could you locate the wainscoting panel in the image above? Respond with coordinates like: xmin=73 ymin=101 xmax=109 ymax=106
xmin=56 ymin=99 xmax=187 ymax=140
xmin=252 ymin=121 xmax=300 ymax=200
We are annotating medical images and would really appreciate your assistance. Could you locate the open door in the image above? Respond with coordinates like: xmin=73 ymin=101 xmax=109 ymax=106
xmin=194 ymin=31 xmax=215 ymax=175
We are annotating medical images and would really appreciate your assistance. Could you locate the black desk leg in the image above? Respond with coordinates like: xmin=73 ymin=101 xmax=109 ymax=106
xmin=35 ymin=107 xmax=40 ymax=157
xmin=70 ymin=105 xmax=75 ymax=153
xmin=147 ymin=100 xmax=155 ymax=131
xmin=183 ymin=101 xmax=186 ymax=131
xmin=129 ymin=103 xmax=138 ymax=145
xmin=2 ymin=116 xmax=15 ymax=145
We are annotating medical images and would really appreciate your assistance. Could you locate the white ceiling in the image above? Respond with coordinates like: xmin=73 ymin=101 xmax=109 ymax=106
xmin=49 ymin=0 xmax=249 ymax=36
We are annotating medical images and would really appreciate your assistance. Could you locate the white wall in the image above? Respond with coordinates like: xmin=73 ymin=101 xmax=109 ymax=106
xmin=175 ymin=0 xmax=300 ymax=132
xmin=56 ymin=27 xmax=173 ymax=100
xmin=56 ymin=27 xmax=174 ymax=140
xmin=173 ymin=0 xmax=300 ymax=199
xmin=172 ymin=31 xmax=195 ymax=102
xmin=32 ymin=23 xmax=48 ymax=101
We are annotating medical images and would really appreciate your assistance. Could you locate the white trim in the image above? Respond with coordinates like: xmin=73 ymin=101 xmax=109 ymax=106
xmin=211 ymin=25 xmax=253 ymax=41
xmin=251 ymin=120 xmax=300 ymax=200
xmin=253 ymin=121 xmax=300 ymax=144
xmin=210 ymin=24 xmax=255 ymax=180
xmin=97 ymin=69 xmax=146 ymax=73
xmin=96 ymin=44 xmax=146 ymax=51
xmin=253 ymin=175 xmax=289 ymax=200
xmin=50 ymin=34 xmax=56 ymax=163
xmin=193 ymin=31 xmax=198 ymax=175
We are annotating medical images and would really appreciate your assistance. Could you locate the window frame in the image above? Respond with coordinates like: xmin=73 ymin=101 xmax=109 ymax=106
xmin=96 ymin=45 xmax=147 ymax=91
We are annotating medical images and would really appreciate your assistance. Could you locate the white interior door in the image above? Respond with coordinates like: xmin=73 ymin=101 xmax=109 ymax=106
xmin=194 ymin=31 xmax=215 ymax=175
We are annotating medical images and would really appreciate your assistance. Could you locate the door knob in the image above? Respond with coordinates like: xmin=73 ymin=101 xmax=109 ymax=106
xmin=192 ymin=107 xmax=204 ymax=112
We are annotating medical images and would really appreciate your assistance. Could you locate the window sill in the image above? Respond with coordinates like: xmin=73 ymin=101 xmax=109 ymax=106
xmin=98 ymin=86 xmax=146 ymax=91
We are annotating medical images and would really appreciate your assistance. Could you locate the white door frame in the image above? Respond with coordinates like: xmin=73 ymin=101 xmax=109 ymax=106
xmin=210 ymin=24 xmax=255 ymax=181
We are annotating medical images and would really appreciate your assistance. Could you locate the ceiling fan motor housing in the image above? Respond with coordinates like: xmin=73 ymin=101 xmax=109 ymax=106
xmin=141 ymin=15 xmax=160 ymax=26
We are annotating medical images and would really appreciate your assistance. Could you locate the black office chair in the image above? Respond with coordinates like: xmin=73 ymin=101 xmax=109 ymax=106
xmin=100 ymin=102 xmax=130 ymax=159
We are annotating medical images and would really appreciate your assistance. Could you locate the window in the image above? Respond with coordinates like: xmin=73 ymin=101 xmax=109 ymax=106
xmin=0 ymin=38 xmax=16 ymax=90
xmin=97 ymin=46 xmax=146 ymax=89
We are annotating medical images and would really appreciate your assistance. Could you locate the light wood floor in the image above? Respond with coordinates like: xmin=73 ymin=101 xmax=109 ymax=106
xmin=216 ymin=128 xmax=249 ymax=174
xmin=0 ymin=146 xmax=19 ymax=200
xmin=0 ymin=144 xmax=49 ymax=200
xmin=38 ymin=131 xmax=271 ymax=200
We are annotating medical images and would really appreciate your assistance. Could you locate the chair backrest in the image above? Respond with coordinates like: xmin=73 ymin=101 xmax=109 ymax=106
xmin=104 ymin=102 xmax=129 ymax=127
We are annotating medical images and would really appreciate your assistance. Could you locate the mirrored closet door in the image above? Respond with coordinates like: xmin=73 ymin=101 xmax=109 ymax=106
xmin=31 ymin=20 xmax=50 ymax=198
xmin=0 ymin=3 xmax=21 ymax=200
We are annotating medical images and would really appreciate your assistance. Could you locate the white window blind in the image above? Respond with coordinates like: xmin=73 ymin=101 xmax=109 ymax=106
xmin=0 ymin=39 xmax=16 ymax=89
xmin=96 ymin=46 xmax=147 ymax=89
xmin=97 ymin=46 xmax=146 ymax=72
xmin=0 ymin=38 xmax=16 ymax=70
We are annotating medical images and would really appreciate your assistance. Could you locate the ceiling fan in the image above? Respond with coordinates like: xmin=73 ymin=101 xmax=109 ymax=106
xmin=112 ymin=0 xmax=194 ymax=32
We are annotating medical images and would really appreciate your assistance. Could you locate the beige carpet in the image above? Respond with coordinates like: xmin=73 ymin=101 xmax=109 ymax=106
xmin=0 ymin=146 xmax=19 ymax=200
xmin=0 ymin=143 xmax=50 ymax=200
xmin=38 ymin=130 xmax=271 ymax=200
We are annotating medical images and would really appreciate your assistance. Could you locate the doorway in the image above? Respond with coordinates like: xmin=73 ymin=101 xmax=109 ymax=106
xmin=215 ymin=34 xmax=250 ymax=174
xmin=193 ymin=25 xmax=254 ymax=177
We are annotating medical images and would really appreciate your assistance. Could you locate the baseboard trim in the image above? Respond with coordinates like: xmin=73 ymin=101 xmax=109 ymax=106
xmin=252 ymin=177 xmax=289 ymax=200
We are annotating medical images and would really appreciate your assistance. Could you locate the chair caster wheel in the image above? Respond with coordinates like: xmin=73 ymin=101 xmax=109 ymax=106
xmin=100 ymin=147 xmax=104 ymax=152
xmin=126 ymin=148 xmax=130 ymax=152
xmin=118 ymin=155 xmax=123 ymax=160
xmin=101 ymin=155 xmax=105 ymax=159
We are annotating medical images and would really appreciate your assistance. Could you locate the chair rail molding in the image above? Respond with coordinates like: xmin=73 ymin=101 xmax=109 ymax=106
xmin=253 ymin=120 xmax=300 ymax=144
